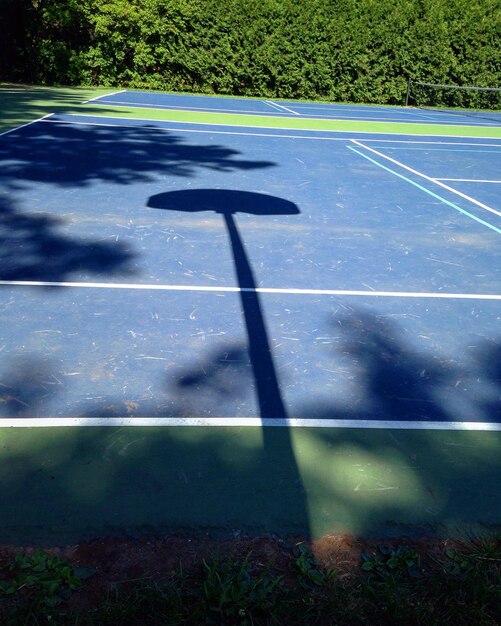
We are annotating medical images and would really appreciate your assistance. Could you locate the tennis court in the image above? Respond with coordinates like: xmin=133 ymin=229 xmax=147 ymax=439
xmin=90 ymin=89 xmax=501 ymax=126
xmin=0 ymin=90 xmax=500 ymax=542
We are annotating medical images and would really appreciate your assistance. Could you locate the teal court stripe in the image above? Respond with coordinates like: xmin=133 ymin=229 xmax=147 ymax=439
xmin=347 ymin=146 xmax=501 ymax=234
xmin=350 ymin=139 xmax=501 ymax=218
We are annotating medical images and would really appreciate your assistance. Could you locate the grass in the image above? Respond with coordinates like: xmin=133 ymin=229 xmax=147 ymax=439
xmin=0 ymin=536 xmax=499 ymax=625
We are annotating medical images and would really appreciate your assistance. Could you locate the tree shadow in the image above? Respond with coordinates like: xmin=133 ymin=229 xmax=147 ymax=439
xmin=173 ymin=344 xmax=253 ymax=415
xmin=0 ymin=337 xmax=313 ymax=540
xmin=0 ymin=85 xmax=103 ymax=132
xmin=285 ymin=308 xmax=501 ymax=536
xmin=297 ymin=308 xmax=500 ymax=424
xmin=0 ymin=196 xmax=135 ymax=281
xmin=0 ymin=355 xmax=63 ymax=417
xmin=329 ymin=309 xmax=454 ymax=422
xmin=0 ymin=111 xmax=499 ymax=539
xmin=471 ymin=339 xmax=501 ymax=418
xmin=1 ymin=121 xmax=276 ymax=282
xmin=0 ymin=307 xmax=499 ymax=542
xmin=0 ymin=122 xmax=276 ymax=188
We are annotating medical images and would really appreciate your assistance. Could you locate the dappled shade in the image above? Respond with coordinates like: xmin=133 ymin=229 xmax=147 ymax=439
xmin=0 ymin=196 xmax=135 ymax=281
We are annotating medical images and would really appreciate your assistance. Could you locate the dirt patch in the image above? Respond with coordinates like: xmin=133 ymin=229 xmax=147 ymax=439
xmin=0 ymin=531 xmax=455 ymax=614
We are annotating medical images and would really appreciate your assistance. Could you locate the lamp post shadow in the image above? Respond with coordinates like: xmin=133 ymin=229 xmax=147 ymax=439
xmin=147 ymin=189 xmax=310 ymax=536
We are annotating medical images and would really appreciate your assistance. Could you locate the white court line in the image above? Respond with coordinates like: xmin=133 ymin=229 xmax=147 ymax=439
xmin=82 ymin=89 xmax=126 ymax=104
xmin=436 ymin=178 xmax=501 ymax=183
xmin=275 ymin=104 xmax=454 ymax=122
xmin=0 ymin=417 xmax=500 ymax=430
xmin=1 ymin=280 xmax=500 ymax=300
xmin=366 ymin=147 xmax=501 ymax=153
xmin=359 ymin=139 xmax=501 ymax=146
xmin=351 ymin=139 xmax=501 ymax=218
xmin=264 ymin=100 xmax=300 ymax=115
xmin=38 ymin=115 xmax=501 ymax=144
xmin=402 ymin=108 xmax=442 ymax=121
xmin=89 ymin=99 xmax=287 ymax=116
xmin=0 ymin=113 xmax=54 ymax=138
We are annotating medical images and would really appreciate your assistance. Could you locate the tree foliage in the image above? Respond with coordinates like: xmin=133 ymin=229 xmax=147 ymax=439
xmin=1 ymin=0 xmax=499 ymax=104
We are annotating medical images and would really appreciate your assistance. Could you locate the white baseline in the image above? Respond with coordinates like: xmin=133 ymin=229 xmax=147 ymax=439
xmin=1 ymin=280 xmax=500 ymax=299
xmin=0 ymin=417 xmax=500 ymax=431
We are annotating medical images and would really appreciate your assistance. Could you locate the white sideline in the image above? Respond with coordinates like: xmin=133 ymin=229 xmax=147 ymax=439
xmin=0 ymin=114 xmax=54 ymax=137
xmin=82 ymin=89 xmax=127 ymax=104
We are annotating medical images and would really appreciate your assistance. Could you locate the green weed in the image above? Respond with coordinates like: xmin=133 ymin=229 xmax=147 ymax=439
xmin=202 ymin=551 xmax=282 ymax=623
xmin=0 ymin=550 xmax=88 ymax=604
xmin=293 ymin=543 xmax=337 ymax=588
xmin=0 ymin=549 xmax=93 ymax=625
xmin=361 ymin=544 xmax=421 ymax=578
xmin=1 ymin=537 xmax=500 ymax=626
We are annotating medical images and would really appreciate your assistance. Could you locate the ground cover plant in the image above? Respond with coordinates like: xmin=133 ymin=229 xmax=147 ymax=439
xmin=0 ymin=533 xmax=499 ymax=625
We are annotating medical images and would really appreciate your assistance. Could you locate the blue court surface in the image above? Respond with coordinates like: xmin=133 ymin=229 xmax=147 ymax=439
xmin=0 ymin=112 xmax=500 ymax=428
xmin=90 ymin=89 xmax=501 ymax=127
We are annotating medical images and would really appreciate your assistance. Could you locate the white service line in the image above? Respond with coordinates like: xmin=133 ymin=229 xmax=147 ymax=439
xmin=86 ymin=100 xmax=287 ymax=116
xmin=1 ymin=280 xmax=500 ymax=300
xmin=264 ymin=100 xmax=300 ymax=115
xmin=402 ymin=108 xmax=441 ymax=121
xmin=436 ymin=178 xmax=501 ymax=184
xmin=350 ymin=139 xmax=501 ymax=218
xmin=0 ymin=417 xmax=500 ymax=430
xmin=82 ymin=89 xmax=127 ymax=104
xmin=0 ymin=113 xmax=54 ymax=138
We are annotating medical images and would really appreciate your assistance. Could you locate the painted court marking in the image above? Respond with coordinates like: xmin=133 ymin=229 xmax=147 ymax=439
xmin=2 ymin=112 xmax=500 ymax=433
xmin=350 ymin=139 xmax=501 ymax=218
xmin=349 ymin=146 xmax=501 ymax=234
xmin=0 ymin=417 xmax=500 ymax=430
xmin=367 ymin=147 xmax=501 ymax=154
xmin=91 ymin=99 xmax=284 ymax=116
xmin=82 ymin=89 xmax=126 ymax=104
xmin=0 ymin=113 xmax=54 ymax=138
xmin=436 ymin=178 xmax=501 ymax=184
xmin=30 ymin=116 xmax=501 ymax=146
xmin=99 ymin=94 xmax=499 ymax=126
xmin=264 ymin=100 xmax=299 ymax=115
xmin=62 ymin=110 xmax=501 ymax=139
xmin=1 ymin=280 xmax=500 ymax=299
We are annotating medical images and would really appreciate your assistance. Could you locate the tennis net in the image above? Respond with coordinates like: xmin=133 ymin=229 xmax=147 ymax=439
xmin=405 ymin=79 xmax=501 ymax=121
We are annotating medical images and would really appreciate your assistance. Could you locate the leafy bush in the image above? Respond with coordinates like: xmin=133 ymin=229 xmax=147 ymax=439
xmin=1 ymin=0 xmax=500 ymax=105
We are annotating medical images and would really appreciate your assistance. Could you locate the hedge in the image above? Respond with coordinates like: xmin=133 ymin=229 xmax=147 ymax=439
xmin=1 ymin=0 xmax=499 ymax=105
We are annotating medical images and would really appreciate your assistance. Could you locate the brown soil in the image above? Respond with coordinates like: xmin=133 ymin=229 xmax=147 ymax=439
xmin=0 ymin=532 xmax=453 ymax=615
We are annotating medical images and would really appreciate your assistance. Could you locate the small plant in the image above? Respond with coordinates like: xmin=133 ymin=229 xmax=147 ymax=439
xmin=438 ymin=536 xmax=501 ymax=576
xmin=361 ymin=544 xmax=421 ymax=578
xmin=0 ymin=549 xmax=91 ymax=608
xmin=202 ymin=551 xmax=282 ymax=622
xmin=294 ymin=543 xmax=337 ymax=588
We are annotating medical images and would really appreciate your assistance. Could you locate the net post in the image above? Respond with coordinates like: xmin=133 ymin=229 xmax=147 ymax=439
xmin=405 ymin=77 xmax=411 ymax=106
